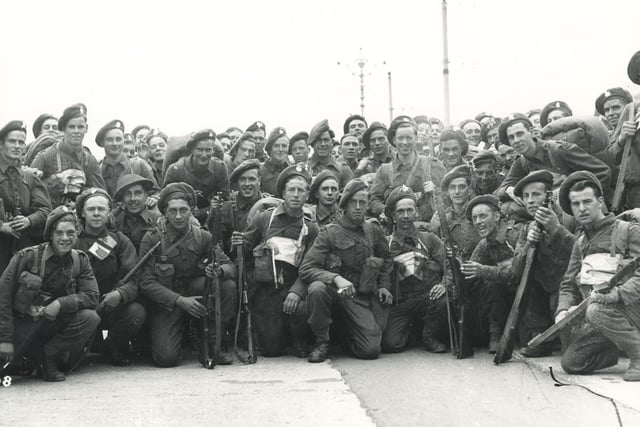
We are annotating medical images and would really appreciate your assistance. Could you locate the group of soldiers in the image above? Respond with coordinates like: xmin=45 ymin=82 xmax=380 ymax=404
xmin=1 ymin=62 xmax=640 ymax=383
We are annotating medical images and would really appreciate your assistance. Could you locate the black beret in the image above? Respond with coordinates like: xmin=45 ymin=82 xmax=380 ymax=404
xmin=32 ymin=113 xmax=57 ymax=138
xmin=265 ymin=127 xmax=288 ymax=154
xmin=0 ymin=120 xmax=27 ymax=141
xmin=143 ymin=129 xmax=169 ymax=145
xmin=628 ymin=50 xmax=640 ymax=85
xmin=441 ymin=164 xmax=471 ymax=191
xmin=75 ymin=187 xmax=112 ymax=219
xmin=384 ymin=185 xmax=418 ymax=218
xmin=439 ymin=128 xmax=469 ymax=155
xmin=498 ymin=113 xmax=532 ymax=146
xmin=388 ymin=115 xmax=417 ymax=146
xmin=158 ymin=182 xmax=197 ymax=214
xmin=229 ymin=159 xmax=261 ymax=184
xmin=131 ymin=125 xmax=151 ymax=138
xmin=471 ymin=150 xmax=499 ymax=168
xmin=466 ymin=195 xmax=500 ymax=222
xmin=309 ymin=119 xmax=331 ymax=146
xmin=275 ymin=164 xmax=311 ymax=198
xmin=513 ymin=170 xmax=554 ymax=198
xmin=95 ymin=119 xmax=125 ymax=147
xmin=114 ymin=174 xmax=154 ymax=202
xmin=308 ymin=170 xmax=339 ymax=204
xmin=58 ymin=103 xmax=87 ymax=130
xmin=525 ymin=109 xmax=541 ymax=119
xmin=229 ymin=132 xmax=255 ymax=157
xmin=246 ymin=121 xmax=266 ymax=133
xmin=361 ymin=122 xmax=388 ymax=149
xmin=186 ymin=129 xmax=216 ymax=152
xmin=558 ymin=170 xmax=603 ymax=215
xmin=288 ymin=131 xmax=309 ymax=154
xmin=343 ymin=115 xmax=367 ymax=134
xmin=413 ymin=115 xmax=430 ymax=125
xmin=595 ymin=87 xmax=633 ymax=115
xmin=459 ymin=118 xmax=481 ymax=130
xmin=338 ymin=178 xmax=368 ymax=209
xmin=540 ymin=101 xmax=572 ymax=128
xmin=474 ymin=112 xmax=493 ymax=122
xmin=43 ymin=206 xmax=78 ymax=240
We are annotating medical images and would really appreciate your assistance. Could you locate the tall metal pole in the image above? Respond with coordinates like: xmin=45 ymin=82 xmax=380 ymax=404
xmin=442 ymin=0 xmax=451 ymax=126
xmin=388 ymin=71 xmax=394 ymax=123
xmin=358 ymin=57 xmax=366 ymax=116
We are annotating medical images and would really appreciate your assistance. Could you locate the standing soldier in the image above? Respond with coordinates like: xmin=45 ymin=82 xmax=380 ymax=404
xmin=471 ymin=151 xmax=503 ymax=195
xmin=32 ymin=114 xmax=58 ymax=139
xmin=31 ymin=103 xmax=106 ymax=207
xmin=354 ymin=122 xmax=394 ymax=178
xmin=0 ymin=206 xmax=100 ymax=381
xmin=438 ymin=129 xmax=468 ymax=172
xmin=555 ymin=171 xmax=640 ymax=381
xmin=138 ymin=183 xmax=237 ymax=367
xmin=308 ymin=170 xmax=341 ymax=227
xmin=259 ymin=127 xmax=290 ymax=196
xmin=144 ymin=129 xmax=168 ymax=189
xmin=226 ymin=133 xmax=256 ymax=174
xmin=246 ymin=121 xmax=267 ymax=162
xmin=595 ymin=87 xmax=633 ymax=135
xmin=540 ymin=101 xmax=573 ymax=128
xmin=289 ymin=132 xmax=310 ymax=166
xmin=307 ymin=120 xmax=353 ymax=188
xmin=343 ymin=114 xmax=368 ymax=142
xmin=74 ymin=188 xmax=146 ymax=366
xmin=232 ymin=165 xmax=318 ymax=357
xmin=299 ymin=179 xmax=393 ymax=362
xmin=339 ymin=134 xmax=360 ymax=174
xmin=132 ymin=125 xmax=151 ymax=148
xmin=0 ymin=121 xmax=52 ymax=273
xmin=382 ymin=186 xmax=449 ymax=353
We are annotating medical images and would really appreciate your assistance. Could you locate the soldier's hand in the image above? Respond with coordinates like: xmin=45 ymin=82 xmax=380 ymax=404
xmin=210 ymin=197 xmax=221 ymax=211
xmin=231 ymin=231 xmax=245 ymax=247
xmin=146 ymin=196 xmax=158 ymax=209
xmin=9 ymin=216 xmax=30 ymax=231
xmin=334 ymin=276 xmax=355 ymax=298
xmin=356 ymin=157 xmax=370 ymax=172
xmin=102 ymin=290 xmax=122 ymax=309
xmin=590 ymin=287 xmax=620 ymax=304
xmin=176 ymin=296 xmax=207 ymax=318
xmin=0 ymin=222 xmax=20 ymax=239
xmin=429 ymin=284 xmax=445 ymax=301
xmin=43 ymin=300 xmax=62 ymax=321
xmin=527 ymin=226 xmax=543 ymax=245
xmin=157 ymin=216 xmax=168 ymax=233
xmin=378 ymin=213 xmax=388 ymax=225
xmin=505 ymin=186 xmax=525 ymax=207
xmin=533 ymin=206 xmax=559 ymax=234
xmin=460 ymin=261 xmax=481 ymax=279
xmin=422 ymin=180 xmax=435 ymax=194
xmin=377 ymin=288 xmax=393 ymax=305
xmin=618 ymin=120 xmax=637 ymax=145
xmin=282 ymin=292 xmax=301 ymax=315
xmin=205 ymin=263 xmax=223 ymax=279
xmin=555 ymin=310 xmax=568 ymax=323
xmin=0 ymin=342 xmax=14 ymax=364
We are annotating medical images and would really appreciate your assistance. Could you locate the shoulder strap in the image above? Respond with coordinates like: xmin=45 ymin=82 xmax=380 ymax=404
xmin=70 ymin=249 xmax=80 ymax=278
xmin=404 ymin=154 xmax=422 ymax=187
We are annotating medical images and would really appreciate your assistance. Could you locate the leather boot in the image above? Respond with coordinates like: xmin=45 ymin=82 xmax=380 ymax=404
xmin=488 ymin=332 xmax=500 ymax=354
xmin=104 ymin=338 xmax=130 ymax=367
xmin=623 ymin=359 xmax=640 ymax=382
xmin=423 ymin=337 xmax=447 ymax=353
xmin=308 ymin=342 xmax=330 ymax=363
xmin=42 ymin=346 xmax=65 ymax=382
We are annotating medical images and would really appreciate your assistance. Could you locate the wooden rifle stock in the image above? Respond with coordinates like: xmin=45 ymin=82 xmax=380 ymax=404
xmin=611 ymin=102 xmax=637 ymax=212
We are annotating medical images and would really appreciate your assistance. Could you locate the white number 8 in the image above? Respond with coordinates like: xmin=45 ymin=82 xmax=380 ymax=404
xmin=2 ymin=376 xmax=11 ymax=387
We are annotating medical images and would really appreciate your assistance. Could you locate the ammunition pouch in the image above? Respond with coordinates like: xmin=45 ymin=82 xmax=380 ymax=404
xmin=253 ymin=243 xmax=275 ymax=283
xmin=13 ymin=271 xmax=43 ymax=315
xmin=154 ymin=262 xmax=176 ymax=291
xmin=358 ymin=257 xmax=383 ymax=295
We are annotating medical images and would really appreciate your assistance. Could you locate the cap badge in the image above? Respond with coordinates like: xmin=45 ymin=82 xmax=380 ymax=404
xmin=257 ymin=121 xmax=264 ymax=128
xmin=401 ymin=185 xmax=410 ymax=192
xmin=555 ymin=102 xmax=561 ymax=109
xmin=115 ymin=121 xmax=121 ymax=128
xmin=209 ymin=131 xmax=214 ymax=138
xmin=604 ymin=91 xmax=611 ymax=98
xmin=279 ymin=128 xmax=284 ymax=134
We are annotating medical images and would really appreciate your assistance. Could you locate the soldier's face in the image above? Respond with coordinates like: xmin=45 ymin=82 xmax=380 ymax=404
xmin=312 ymin=132 xmax=332 ymax=158
xmin=369 ymin=130 xmax=388 ymax=155
xmin=529 ymin=114 xmax=541 ymax=129
xmin=291 ymin=140 xmax=309 ymax=163
xmin=569 ymin=187 xmax=605 ymax=226
xmin=430 ymin=122 xmax=443 ymax=143
xmin=348 ymin=120 xmax=367 ymax=138
xmin=548 ymin=109 xmax=569 ymax=124
xmin=393 ymin=198 xmax=417 ymax=230
xmin=123 ymin=184 xmax=147 ymax=215
xmin=471 ymin=204 xmax=499 ymax=238
xmin=474 ymin=163 xmax=497 ymax=192
xmin=228 ymin=129 xmax=242 ymax=144
xmin=316 ymin=178 xmax=339 ymax=207
xmin=271 ymin=137 xmax=289 ymax=162
xmin=63 ymin=117 xmax=87 ymax=147
xmin=463 ymin=123 xmax=481 ymax=146
xmin=136 ymin=143 xmax=150 ymax=160
xmin=344 ymin=190 xmax=368 ymax=223
xmin=283 ymin=177 xmax=308 ymax=210
xmin=447 ymin=177 xmax=470 ymax=206
xmin=166 ymin=199 xmax=191 ymax=231
xmin=441 ymin=139 xmax=462 ymax=168
xmin=394 ymin=125 xmax=417 ymax=156
xmin=341 ymin=136 xmax=359 ymax=161
xmin=219 ymin=137 xmax=231 ymax=152
xmin=192 ymin=139 xmax=214 ymax=166
xmin=238 ymin=169 xmax=260 ymax=198
xmin=149 ymin=137 xmax=167 ymax=162
xmin=603 ymin=98 xmax=626 ymax=129
xmin=487 ymin=128 xmax=499 ymax=147
xmin=331 ymin=145 xmax=341 ymax=160
xmin=41 ymin=118 xmax=58 ymax=134
xmin=83 ymin=196 xmax=110 ymax=231
xmin=507 ymin=122 xmax=535 ymax=156
xmin=236 ymin=141 xmax=256 ymax=162
xmin=103 ymin=129 xmax=124 ymax=157
xmin=135 ymin=128 xmax=150 ymax=145
xmin=122 ymin=142 xmax=136 ymax=159
xmin=498 ymin=145 xmax=515 ymax=167
xmin=522 ymin=182 xmax=548 ymax=216
xmin=251 ymin=129 xmax=266 ymax=149
xmin=51 ymin=221 xmax=77 ymax=255
xmin=2 ymin=130 xmax=26 ymax=161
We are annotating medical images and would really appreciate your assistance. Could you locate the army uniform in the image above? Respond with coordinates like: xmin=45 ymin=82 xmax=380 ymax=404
xmin=101 ymin=154 xmax=159 ymax=199
xmin=430 ymin=205 xmax=480 ymax=261
xmin=310 ymin=204 xmax=341 ymax=228
xmin=307 ymin=169 xmax=342 ymax=228
xmin=219 ymin=191 xmax=265 ymax=255
xmin=259 ymin=158 xmax=289 ymax=196
xmin=308 ymin=154 xmax=353 ymax=189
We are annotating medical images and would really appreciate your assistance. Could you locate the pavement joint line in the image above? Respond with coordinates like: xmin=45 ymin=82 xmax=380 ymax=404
xmin=330 ymin=358 xmax=379 ymax=427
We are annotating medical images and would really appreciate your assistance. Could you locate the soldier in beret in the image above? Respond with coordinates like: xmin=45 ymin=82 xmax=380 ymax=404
xmin=540 ymin=101 xmax=572 ymax=128
xmin=307 ymin=119 xmax=353 ymax=188
xmin=289 ymin=131 xmax=310 ymax=166
xmin=471 ymin=151 xmax=503 ymax=195
xmin=354 ymin=122 xmax=394 ymax=177
xmin=438 ymin=128 xmax=468 ymax=171
xmin=0 ymin=121 xmax=52 ymax=273
xmin=596 ymin=87 xmax=633 ymax=132
xmin=97 ymin=120 xmax=159 ymax=202
xmin=382 ymin=185 xmax=449 ymax=353
xmin=480 ymin=119 xmax=501 ymax=152
xmin=308 ymin=170 xmax=341 ymax=227
xmin=299 ymin=179 xmax=393 ymax=362
xmin=339 ymin=134 xmax=361 ymax=174
xmin=73 ymin=188 xmax=145 ymax=366
xmin=555 ymin=171 xmax=640 ymax=381
xmin=31 ymin=103 xmax=106 ymax=208
xmin=0 ymin=206 xmax=100 ymax=381
xmin=231 ymin=165 xmax=318 ymax=357
xmin=246 ymin=121 xmax=267 ymax=162
xmin=32 ymin=114 xmax=58 ymax=139
xmin=369 ymin=116 xmax=446 ymax=224
xmin=138 ymin=183 xmax=237 ymax=367
xmin=259 ymin=127 xmax=290 ymax=196
xmin=226 ymin=132 xmax=256 ymax=175
xmin=525 ymin=109 xmax=542 ymax=139
xmin=144 ymin=129 xmax=169 ymax=187
xmin=164 ymin=129 xmax=230 ymax=224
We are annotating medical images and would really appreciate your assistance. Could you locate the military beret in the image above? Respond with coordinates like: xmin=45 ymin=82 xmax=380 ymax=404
xmin=288 ymin=131 xmax=309 ymax=154
xmin=95 ymin=119 xmax=125 ymax=147
xmin=131 ymin=125 xmax=151 ymax=138
xmin=498 ymin=113 xmax=532 ymax=146
xmin=265 ymin=127 xmax=288 ymax=154
xmin=362 ymin=122 xmax=388 ymax=149
xmin=441 ymin=164 xmax=471 ymax=192
xmin=525 ymin=109 xmax=541 ymax=119
xmin=471 ymin=150 xmax=499 ymax=168
xmin=513 ymin=170 xmax=554 ymax=198
xmin=439 ymin=128 xmax=469 ymax=155
xmin=628 ymin=50 xmax=640 ymax=85
xmin=114 ymin=173 xmax=154 ymax=202
xmin=388 ymin=115 xmax=417 ymax=146
xmin=0 ymin=120 xmax=27 ymax=141
xmin=43 ymin=206 xmax=78 ymax=240
xmin=339 ymin=178 xmax=368 ymax=209
xmin=246 ymin=121 xmax=266 ymax=133
xmin=32 ymin=113 xmax=57 ymax=138
xmin=480 ymin=120 xmax=500 ymax=143
xmin=466 ymin=194 xmax=500 ymax=222
xmin=343 ymin=115 xmax=367 ymax=134
xmin=275 ymin=164 xmax=311 ymax=198
xmin=540 ymin=101 xmax=572 ymax=128
xmin=459 ymin=118 xmax=481 ymax=130
xmin=309 ymin=119 xmax=331 ymax=146
xmin=158 ymin=182 xmax=197 ymax=214
xmin=75 ymin=187 xmax=112 ymax=219
xmin=308 ymin=170 xmax=339 ymax=204
xmin=143 ymin=129 xmax=169 ymax=145
xmin=229 ymin=132 xmax=255 ymax=157
xmin=595 ymin=87 xmax=633 ymax=116
xmin=558 ymin=170 xmax=603 ymax=215
xmin=474 ymin=112 xmax=493 ymax=123
xmin=384 ymin=185 xmax=418 ymax=219
xmin=229 ymin=159 xmax=261 ymax=184
xmin=186 ymin=129 xmax=216 ymax=152
xmin=58 ymin=103 xmax=87 ymax=130
xmin=413 ymin=115 xmax=430 ymax=125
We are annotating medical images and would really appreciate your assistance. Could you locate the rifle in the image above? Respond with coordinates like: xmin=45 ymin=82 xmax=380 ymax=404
xmin=231 ymin=193 xmax=257 ymax=364
xmin=527 ymin=256 xmax=640 ymax=349
xmin=493 ymin=191 xmax=552 ymax=365
xmin=611 ymin=102 xmax=637 ymax=212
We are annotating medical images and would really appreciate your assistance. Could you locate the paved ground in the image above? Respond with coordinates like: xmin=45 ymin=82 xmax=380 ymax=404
xmin=1 ymin=350 xmax=639 ymax=426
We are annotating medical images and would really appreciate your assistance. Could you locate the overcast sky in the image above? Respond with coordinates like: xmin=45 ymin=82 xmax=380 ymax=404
xmin=1 ymin=0 xmax=639 ymax=153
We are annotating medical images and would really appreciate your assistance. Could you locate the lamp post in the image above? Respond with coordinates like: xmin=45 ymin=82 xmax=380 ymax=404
xmin=338 ymin=48 xmax=386 ymax=118
xmin=442 ymin=0 xmax=451 ymax=125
